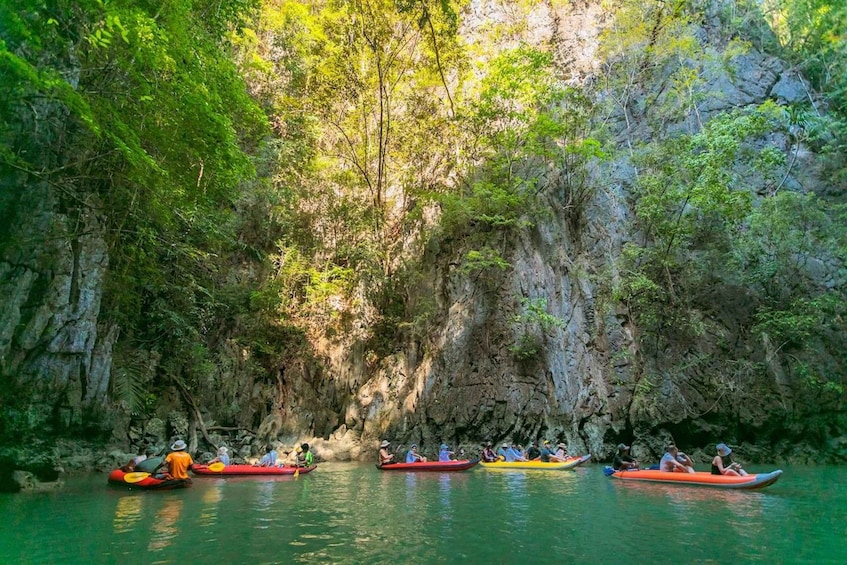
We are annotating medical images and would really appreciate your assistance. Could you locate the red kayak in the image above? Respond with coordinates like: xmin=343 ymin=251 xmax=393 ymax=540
xmin=376 ymin=459 xmax=479 ymax=472
xmin=107 ymin=468 xmax=191 ymax=490
xmin=191 ymin=464 xmax=316 ymax=476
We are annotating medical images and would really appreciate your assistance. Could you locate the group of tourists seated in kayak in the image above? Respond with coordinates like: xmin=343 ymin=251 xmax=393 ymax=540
xmin=122 ymin=440 xmax=315 ymax=474
xmin=254 ymin=443 xmax=314 ymax=467
xmin=378 ymin=441 xmax=464 ymax=464
xmin=481 ymin=439 xmax=568 ymax=463
xmin=121 ymin=439 xmax=195 ymax=480
xmin=612 ymin=442 xmax=748 ymax=476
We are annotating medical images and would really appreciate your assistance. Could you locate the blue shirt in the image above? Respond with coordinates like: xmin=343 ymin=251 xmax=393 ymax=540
xmin=660 ymin=452 xmax=678 ymax=471
xmin=406 ymin=450 xmax=421 ymax=463
xmin=260 ymin=450 xmax=277 ymax=466
xmin=438 ymin=448 xmax=453 ymax=462
xmin=505 ymin=448 xmax=522 ymax=462
xmin=218 ymin=454 xmax=230 ymax=466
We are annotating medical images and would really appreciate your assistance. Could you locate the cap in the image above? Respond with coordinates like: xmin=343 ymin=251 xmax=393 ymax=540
xmin=440 ymin=444 xmax=449 ymax=449
xmin=617 ymin=443 xmax=630 ymax=451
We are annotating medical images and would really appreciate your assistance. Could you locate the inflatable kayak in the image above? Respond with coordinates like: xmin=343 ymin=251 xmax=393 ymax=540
xmin=376 ymin=459 xmax=479 ymax=472
xmin=607 ymin=468 xmax=783 ymax=490
xmin=191 ymin=464 xmax=316 ymax=476
xmin=107 ymin=468 xmax=191 ymax=490
xmin=480 ymin=454 xmax=591 ymax=470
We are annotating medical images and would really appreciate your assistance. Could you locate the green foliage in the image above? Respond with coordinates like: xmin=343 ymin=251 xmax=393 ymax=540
xmin=616 ymin=103 xmax=792 ymax=361
xmin=731 ymin=191 xmax=847 ymax=394
xmin=459 ymin=247 xmax=511 ymax=274
xmin=508 ymin=297 xmax=564 ymax=361
xmin=762 ymin=1 xmax=847 ymax=184
xmin=1 ymin=0 xmax=272 ymax=437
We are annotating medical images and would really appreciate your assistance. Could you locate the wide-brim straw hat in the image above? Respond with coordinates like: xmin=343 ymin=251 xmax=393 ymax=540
xmin=380 ymin=440 xmax=390 ymax=448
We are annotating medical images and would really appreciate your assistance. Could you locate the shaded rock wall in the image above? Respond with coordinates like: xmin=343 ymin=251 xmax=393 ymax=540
xmin=275 ymin=0 xmax=838 ymax=464
xmin=0 ymin=175 xmax=116 ymax=434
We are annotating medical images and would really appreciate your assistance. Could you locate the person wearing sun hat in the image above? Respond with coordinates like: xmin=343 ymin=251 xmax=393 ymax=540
xmin=551 ymin=442 xmax=569 ymax=462
xmin=157 ymin=439 xmax=193 ymax=480
xmin=208 ymin=446 xmax=230 ymax=467
xmin=613 ymin=443 xmax=638 ymax=470
xmin=438 ymin=443 xmax=455 ymax=462
xmin=712 ymin=443 xmax=748 ymax=476
xmin=379 ymin=440 xmax=394 ymax=465
xmin=406 ymin=444 xmax=427 ymax=463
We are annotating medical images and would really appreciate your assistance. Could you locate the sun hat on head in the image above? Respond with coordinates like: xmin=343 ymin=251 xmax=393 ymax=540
xmin=380 ymin=440 xmax=390 ymax=448
xmin=218 ymin=446 xmax=228 ymax=453
xmin=717 ymin=443 xmax=732 ymax=456
xmin=617 ymin=443 xmax=630 ymax=451
xmin=440 ymin=444 xmax=448 ymax=449
xmin=557 ymin=443 xmax=567 ymax=449
xmin=171 ymin=439 xmax=186 ymax=451
xmin=502 ymin=443 xmax=509 ymax=448
xmin=411 ymin=444 xmax=418 ymax=449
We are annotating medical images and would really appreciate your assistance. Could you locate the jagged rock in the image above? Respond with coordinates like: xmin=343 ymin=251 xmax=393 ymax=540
xmin=12 ymin=471 xmax=64 ymax=492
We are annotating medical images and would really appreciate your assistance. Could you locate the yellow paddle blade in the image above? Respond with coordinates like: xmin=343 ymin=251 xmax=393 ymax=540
xmin=294 ymin=467 xmax=299 ymax=478
xmin=123 ymin=472 xmax=150 ymax=483
xmin=208 ymin=462 xmax=225 ymax=472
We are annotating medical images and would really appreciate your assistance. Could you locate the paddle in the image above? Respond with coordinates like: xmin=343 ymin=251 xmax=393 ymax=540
xmin=207 ymin=462 xmax=226 ymax=472
xmin=294 ymin=466 xmax=299 ymax=478
xmin=124 ymin=472 xmax=151 ymax=483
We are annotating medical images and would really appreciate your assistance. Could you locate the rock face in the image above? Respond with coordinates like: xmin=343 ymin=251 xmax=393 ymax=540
xmin=1 ymin=0 xmax=841 ymax=472
xmin=0 ymin=176 xmax=116 ymax=434
xmin=274 ymin=0 xmax=837 ymax=464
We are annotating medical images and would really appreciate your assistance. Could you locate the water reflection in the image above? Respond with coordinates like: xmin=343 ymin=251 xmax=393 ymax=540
xmin=438 ymin=474 xmax=452 ymax=522
xmin=198 ymin=481 xmax=224 ymax=528
xmin=502 ymin=472 xmax=529 ymax=536
xmin=113 ymin=495 xmax=143 ymax=534
xmin=147 ymin=496 xmax=183 ymax=552
xmin=254 ymin=481 xmax=276 ymax=529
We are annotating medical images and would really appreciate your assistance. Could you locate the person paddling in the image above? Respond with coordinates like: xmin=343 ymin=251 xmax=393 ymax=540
xmin=299 ymin=443 xmax=314 ymax=467
xmin=712 ymin=443 xmax=748 ymax=476
xmin=438 ymin=444 xmax=455 ymax=462
xmin=156 ymin=439 xmax=193 ymax=480
xmin=378 ymin=440 xmax=395 ymax=465
xmin=613 ymin=443 xmax=638 ymax=470
xmin=406 ymin=444 xmax=428 ymax=463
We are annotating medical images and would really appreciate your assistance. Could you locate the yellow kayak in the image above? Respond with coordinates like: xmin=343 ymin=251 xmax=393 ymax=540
xmin=480 ymin=454 xmax=591 ymax=470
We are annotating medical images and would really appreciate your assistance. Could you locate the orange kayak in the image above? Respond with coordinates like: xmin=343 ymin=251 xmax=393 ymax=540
xmin=608 ymin=468 xmax=783 ymax=490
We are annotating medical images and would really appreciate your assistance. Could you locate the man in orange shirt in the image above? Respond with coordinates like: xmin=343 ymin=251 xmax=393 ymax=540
xmin=158 ymin=439 xmax=193 ymax=479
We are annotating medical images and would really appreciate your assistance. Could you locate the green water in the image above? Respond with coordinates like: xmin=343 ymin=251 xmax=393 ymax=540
xmin=0 ymin=464 xmax=844 ymax=564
